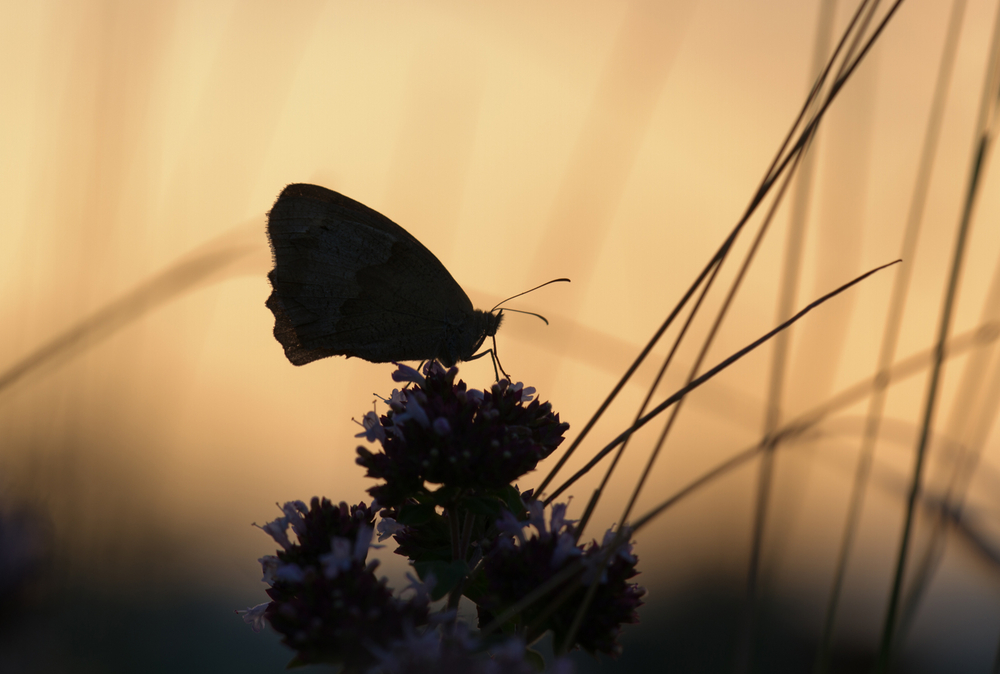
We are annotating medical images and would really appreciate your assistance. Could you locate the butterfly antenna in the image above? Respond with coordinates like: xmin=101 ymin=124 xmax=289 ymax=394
xmin=490 ymin=278 xmax=570 ymax=313
xmin=501 ymin=308 xmax=551 ymax=325
xmin=484 ymin=278 xmax=567 ymax=380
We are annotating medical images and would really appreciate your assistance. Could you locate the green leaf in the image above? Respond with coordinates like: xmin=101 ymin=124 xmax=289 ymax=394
xmin=425 ymin=485 xmax=463 ymax=508
xmin=463 ymin=493 xmax=503 ymax=517
xmin=462 ymin=566 xmax=489 ymax=604
xmin=396 ymin=501 xmax=437 ymax=526
xmin=524 ymin=647 xmax=546 ymax=672
xmin=500 ymin=484 xmax=528 ymax=515
xmin=414 ymin=559 xmax=470 ymax=600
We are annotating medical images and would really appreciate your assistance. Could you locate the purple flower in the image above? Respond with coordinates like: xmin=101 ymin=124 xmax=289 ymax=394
xmin=265 ymin=560 xmax=429 ymax=669
xmin=256 ymin=515 xmax=292 ymax=550
xmin=391 ymin=362 xmax=425 ymax=386
xmin=258 ymin=555 xmax=279 ymax=585
xmin=236 ymin=603 xmax=269 ymax=633
xmin=496 ymin=509 xmax=527 ymax=544
xmin=356 ymin=363 xmax=569 ymax=507
xmin=245 ymin=498 xmax=430 ymax=669
xmin=356 ymin=411 xmax=388 ymax=443
xmin=478 ymin=504 xmax=645 ymax=657
xmin=377 ymin=517 xmax=406 ymax=542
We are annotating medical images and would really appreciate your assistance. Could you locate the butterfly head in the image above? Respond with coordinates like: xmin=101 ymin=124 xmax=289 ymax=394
xmin=438 ymin=309 xmax=503 ymax=368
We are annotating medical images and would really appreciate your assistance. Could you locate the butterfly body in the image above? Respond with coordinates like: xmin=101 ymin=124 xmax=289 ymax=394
xmin=266 ymin=183 xmax=501 ymax=367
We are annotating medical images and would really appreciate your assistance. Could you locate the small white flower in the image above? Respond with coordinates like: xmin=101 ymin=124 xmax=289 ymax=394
xmin=390 ymin=389 xmax=430 ymax=429
xmin=320 ymin=536 xmax=355 ymax=578
xmin=423 ymin=361 xmax=447 ymax=378
xmin=354 ymin=411 xmax=387 ymax=443
xmin=274 ymin=562 xmax=306 ymax=583
xmin=496 ymin=510 xmax=526 ymax=544
xmin=258 ymin=555 xmax=279 ymax=585
xmin=580 ymin=556 xmax=608 ymax=585
xmin=388 ymin=388 xmax=408 ymax=410
xmin=549 ymin=502 xmax=570 ymax=534
xmin=256 ymin=515 xmax=292 ymax=550
xmin=236 ymin=602 xmax=269 ymax=633
xmin=401 ymin=571 xmax=434 ymax=604
xmin=601 ymin=528 xmax=637 ymax=563
xmin=281 ymin=501 xmax=308 ymax=538
xmin=404 ymin=400 xmax=430 ymax=428
xmin=580 ymin=532 xmax=637 ymax=585
xmin=391 ymin=363 xmax=425 ymax=386
xmin=377 ymin=517 xmax=405 ymax=542
xmin=510 ymin=382 xmax=536 ymax=402
xmin=526 ymin=500 xmax=547 ymax=537
xmin=551 ymin=532 xmax=583 ymax=568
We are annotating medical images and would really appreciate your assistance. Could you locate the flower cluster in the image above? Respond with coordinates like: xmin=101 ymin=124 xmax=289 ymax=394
xmin=477 ymin=501 xmax=646 ymax=657
xmin=355 ymin=362 xmax=569 ymax=506
xmin=243 ymin=498 xmax=430 ymax=670
xmin=241 ymin=365 xmax=642 ymax=672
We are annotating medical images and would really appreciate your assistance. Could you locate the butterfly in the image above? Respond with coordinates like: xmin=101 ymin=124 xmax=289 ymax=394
xmin=265 ymin=184 xmax=565 ymax=375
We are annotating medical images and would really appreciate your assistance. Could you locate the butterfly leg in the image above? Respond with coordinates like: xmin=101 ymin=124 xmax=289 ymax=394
xmin=466 ymin=334 xmax=510 ymax=382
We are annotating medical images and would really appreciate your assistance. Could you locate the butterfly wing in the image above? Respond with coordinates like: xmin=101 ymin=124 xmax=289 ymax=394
xmin=266 ymin=184 xmax=484 ymax=366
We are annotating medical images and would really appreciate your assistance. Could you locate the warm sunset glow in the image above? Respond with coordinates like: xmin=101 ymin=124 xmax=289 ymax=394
xmin=2 ymin=2 xmax=998 ymax=671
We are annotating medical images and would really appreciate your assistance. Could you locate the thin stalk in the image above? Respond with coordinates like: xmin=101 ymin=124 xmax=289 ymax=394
xmin=785 ymin=322 xmax=998 ymax=435
xmin=448 ymin=507 xmax=462 ymax=562
xmin=446 ymin=507 xmax=465 ymax=610
xmin=534 ymin=250 xmax=721 ymax=498
xmin=546 ymin=261 xmax=900 ymax=504
xmin=479 ymin=563 xmax=583 ymax=637
xmin=531 ymin=571 xmax=594 ymax=653
xmin=559 ymin=526 xmax=634 ymax=655
xmin=523 ymin=318 xmax=996 ymax=658
xmin=566 ymin=158 xmax=820 ymax=640
xmin=875 ymin=143 xmax=982 ymax=674
xmin=619 ymin=141 xmax=805 ymax=529
xmin=629 ymin=413 xmax=999 ymax=556
xmin=0 ymin=240 xmax=256 ymax=395
xmin=739 ymin=2 xmax=838 ymax=667
xmin=446 ymin=510 xmax=477 ymax=612
xmin=459 ymin=511 xmax=476 ymax=561
xmin=628 ymin=319 xmax=997 ymax=536
xmin=536 ymin=0 xmax=900 ymax=500
xmin=631 ymin=446 xmax=761 ymax=535
xmin=895 ymin=60 xmax=1000 ymax=645
xmin=575 ymin=255 xmax=723 ymax=539
xmin=814 ymin=2 xmax=968 ymax=671
xmin=573 ymin=82 xmax=816 ymax=538
xmin=874 ymin=1 xmax=1000 ymax=658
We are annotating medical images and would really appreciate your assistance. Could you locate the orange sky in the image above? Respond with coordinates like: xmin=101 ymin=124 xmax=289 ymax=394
xmin=1 ymin=5 xmax=998 ymax=654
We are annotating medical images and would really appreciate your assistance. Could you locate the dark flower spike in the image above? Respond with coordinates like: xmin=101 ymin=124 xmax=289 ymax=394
xmin=478 ymin=502 xmax=645 ymax=657
xmin=246 ymin=498 xmax=431 ymax=669
xmin=356 ymin=363 xmax=569 ymax=508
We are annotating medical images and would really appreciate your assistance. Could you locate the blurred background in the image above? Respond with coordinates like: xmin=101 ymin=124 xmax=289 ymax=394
xmin=2 ymin=1 xmax=1000 ymax=671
